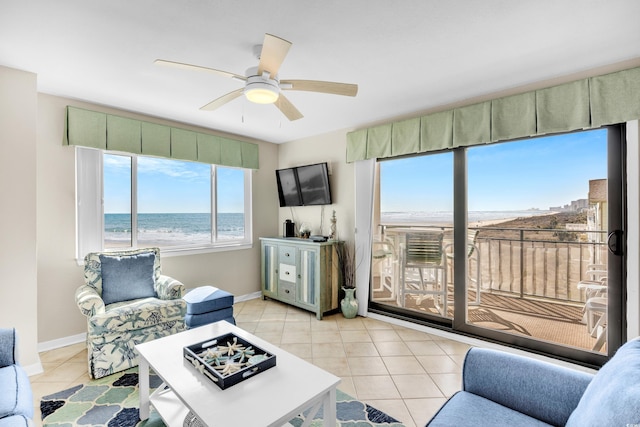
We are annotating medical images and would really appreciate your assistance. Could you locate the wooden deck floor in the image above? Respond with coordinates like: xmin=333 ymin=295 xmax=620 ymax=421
xmin=372 ymin=285 xmax=602 ymax=353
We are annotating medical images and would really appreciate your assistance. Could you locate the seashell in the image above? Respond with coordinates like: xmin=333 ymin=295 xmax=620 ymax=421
xmin=247 ymin=354 xmax=268 ymax=365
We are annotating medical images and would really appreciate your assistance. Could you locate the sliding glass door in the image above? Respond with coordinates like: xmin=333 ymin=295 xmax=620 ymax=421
xmin=370 ymin=126 xmax=626 ymax=365
xmin=373 ymin=152 xmax=454 ymax=324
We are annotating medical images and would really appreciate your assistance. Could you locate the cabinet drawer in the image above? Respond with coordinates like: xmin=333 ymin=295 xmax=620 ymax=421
xmin=278 ymin=245 xmax=297 ymax=265
xmin=279 ymin=263 xmax=296 ymax=283
xmin=278 ymin=281 xmax=296 ymax=302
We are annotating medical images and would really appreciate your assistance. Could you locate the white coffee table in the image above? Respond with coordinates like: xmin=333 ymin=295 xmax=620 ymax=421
xmin=136 ymin=321 xmax=340 ymax=427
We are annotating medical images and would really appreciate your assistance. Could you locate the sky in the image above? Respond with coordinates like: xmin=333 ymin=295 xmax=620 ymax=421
xmin=103 ymin=155 xmax=245 ymax=213
xmin=380 ymin=128 xmax=608 ymax=212
xmin=104 ymin=128 xmax=609 ymax=214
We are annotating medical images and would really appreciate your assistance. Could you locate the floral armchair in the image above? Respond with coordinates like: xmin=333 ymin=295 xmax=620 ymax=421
xmin=75 ymin=247 xmax=186 ymax=379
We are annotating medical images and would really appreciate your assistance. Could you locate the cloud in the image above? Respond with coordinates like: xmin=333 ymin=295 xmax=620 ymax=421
xmin=104 ymin=154 xmax=131 ymax=169
xmin=138 ymin=157 xmax=210 ymax=181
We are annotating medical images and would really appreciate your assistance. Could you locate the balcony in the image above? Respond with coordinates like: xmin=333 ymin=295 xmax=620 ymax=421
xmin=371 ymin=223 xmax=608 ymax=353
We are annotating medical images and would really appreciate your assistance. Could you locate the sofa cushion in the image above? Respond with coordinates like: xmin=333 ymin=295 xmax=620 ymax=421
xmin=427 ymin=391 xmax=553 ymax=427
xmin=84 ymin=248 xmax=161 ymax=295
xmin=0 ymin=329 xmax=16 ymax=368
xmin=462 ymin=347 xmax=591 ymax=426
xmin=0 ymin=415 xmax=33 ymax=427
xmin=100 ymin=252 xmax=157 ymax=305
xmin=0 ymin=365 xmax=33 ymax=420
xmin=566 ymin=337 xmax=640 ymax=427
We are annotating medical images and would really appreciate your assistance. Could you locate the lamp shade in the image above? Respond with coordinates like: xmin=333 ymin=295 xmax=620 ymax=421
xmin=244 ymin=80 xmax=280 ymax=104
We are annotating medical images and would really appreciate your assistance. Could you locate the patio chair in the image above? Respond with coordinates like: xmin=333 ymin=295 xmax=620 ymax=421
xmin=372 ymin=236 xmax=396 ymax=301
xmin=585 ymin=296 xmax=607 ymax=351
xmin=443 ymin=229 xmax=481 ymax=305
xmin=578 ymin=264 xmax=607 ymax=299
xmin=400 ymin=232 xmax=448 ymax=316
xmin=578 ymin=265 xmax=608 ymax=351
xmin=578 ymin=277 xmax=607 ymax=301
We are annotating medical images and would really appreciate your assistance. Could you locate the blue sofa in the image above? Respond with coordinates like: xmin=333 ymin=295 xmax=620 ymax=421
xmin=0 ymin=329 xmax=34 ymax=427
xmin=427 ymin=337 xmax=640 ymax=426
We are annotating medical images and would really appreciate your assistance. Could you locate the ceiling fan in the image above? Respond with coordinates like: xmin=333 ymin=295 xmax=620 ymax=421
xmin=155 ymin=33 xmax=358 ymax=121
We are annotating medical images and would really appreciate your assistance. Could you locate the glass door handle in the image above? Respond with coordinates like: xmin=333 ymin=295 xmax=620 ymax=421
xmin=607 ymin=230 xmax=623 ymax=256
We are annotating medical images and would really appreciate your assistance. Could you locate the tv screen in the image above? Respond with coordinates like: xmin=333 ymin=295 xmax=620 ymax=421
xmin=276 ymin=168 xmax=302 ymax=207
xmin=275 ymin=163 xmax=332 ymax=207
xmin=297 ymin=163 xmax=332 ymax=206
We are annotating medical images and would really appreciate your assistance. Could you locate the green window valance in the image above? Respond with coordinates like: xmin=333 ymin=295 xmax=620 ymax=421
xmin=346 ymin=66 xmax=640 ymax=162
xmin=63 ymin=106 xmax=260 ymax=169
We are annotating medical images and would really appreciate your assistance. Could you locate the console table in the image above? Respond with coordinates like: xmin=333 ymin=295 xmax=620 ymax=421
xmin=260 ymin=237 xmax=340 ymax=319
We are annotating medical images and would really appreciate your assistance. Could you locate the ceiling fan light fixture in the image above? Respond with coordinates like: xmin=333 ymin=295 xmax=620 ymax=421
xmin=244 ymin=80 xmax=280 ymax=104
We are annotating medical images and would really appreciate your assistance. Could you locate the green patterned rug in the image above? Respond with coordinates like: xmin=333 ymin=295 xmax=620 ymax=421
xmin=41 ymin=367 xmax=405 ymax=427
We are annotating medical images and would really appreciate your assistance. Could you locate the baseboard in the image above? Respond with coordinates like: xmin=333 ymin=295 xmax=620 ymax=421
xmin=24 ymin=361 xmax=44 ymax=377
xmin=235 ymin=291 xmax=262 ymax=302
xmin=38 ymin=332 xmax=86 ymax=353
xmin=33 ymin=292 xmax=261 ymax=354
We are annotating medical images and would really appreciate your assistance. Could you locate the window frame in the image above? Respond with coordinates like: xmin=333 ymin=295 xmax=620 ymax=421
xmin=76 ymin=147 xmax=253 ymax=262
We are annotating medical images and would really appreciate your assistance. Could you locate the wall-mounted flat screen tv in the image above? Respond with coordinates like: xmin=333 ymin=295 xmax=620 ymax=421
xmin=276 ymin=167 xmax=302 ymax=207
xmin=297 ymin=163 xmax=332 ymax=206
xmin=275 ymin=162 xmax=332 ymax=207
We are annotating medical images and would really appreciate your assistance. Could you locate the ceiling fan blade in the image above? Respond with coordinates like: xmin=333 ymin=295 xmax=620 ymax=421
xmin=155 ymin=59 xmax=246 ymax=81
xmin=257 ymin=34 xmax=292 ymax=77
xmin=280 ymin=80 xmax=358 ymax=97
xmin=274 ymin=94 xmax=303 ymax=121
xmin=200 ymin=88 xmax=244 ymax=111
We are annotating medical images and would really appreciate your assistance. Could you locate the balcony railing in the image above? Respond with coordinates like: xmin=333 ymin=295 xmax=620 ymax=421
xmin=380 ymin=224 xmax=608 ymax=306
xmin=476 ymin=227 xmax=608 ymax=304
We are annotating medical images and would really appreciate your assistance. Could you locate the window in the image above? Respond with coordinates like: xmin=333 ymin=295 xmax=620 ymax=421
xmin=370 ymin=126 xmax=625 ymax=366
xmin=77 ymin=147 xmax=252 ymax=259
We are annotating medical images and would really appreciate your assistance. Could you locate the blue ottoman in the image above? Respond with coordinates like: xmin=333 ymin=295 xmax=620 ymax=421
xmin=183 ymin=286 xmax=236 ymax=329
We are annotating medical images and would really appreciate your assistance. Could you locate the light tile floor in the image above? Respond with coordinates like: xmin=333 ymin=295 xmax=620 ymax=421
xmin=31 ymin=298 xmax=471 ymax=427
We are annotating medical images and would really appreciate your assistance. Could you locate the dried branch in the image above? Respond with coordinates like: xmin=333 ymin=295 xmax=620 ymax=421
xmin=335 ymin=242 xmax=356 ymax=289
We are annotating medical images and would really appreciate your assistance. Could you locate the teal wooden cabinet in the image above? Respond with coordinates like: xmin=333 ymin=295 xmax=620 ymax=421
xmin=260 ymin=237 xmax=339 ymax=320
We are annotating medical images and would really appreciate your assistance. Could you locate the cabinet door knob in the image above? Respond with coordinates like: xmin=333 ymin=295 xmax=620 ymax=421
xmin=285 ymin=271 xmax=290 ymax=275
xmin=285 ymin=252 xmax=290 ymax=257
xmin=284 ymin=289 xmax=290 ymax=294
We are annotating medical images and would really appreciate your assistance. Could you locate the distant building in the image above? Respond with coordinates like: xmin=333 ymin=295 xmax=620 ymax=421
xmin=549 ymin=199 xmax=588 ymax=212
xmin=587 ymin=179 xmax=609 ymax=236
xmin=550 ymin=179 xmax=607 ymax=263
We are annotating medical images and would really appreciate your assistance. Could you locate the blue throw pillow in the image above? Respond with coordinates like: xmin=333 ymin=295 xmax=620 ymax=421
xmin=100 ymin=252 xmax=157 ymax=305
xmin=566 ymin=337 xmax=640 ymax=426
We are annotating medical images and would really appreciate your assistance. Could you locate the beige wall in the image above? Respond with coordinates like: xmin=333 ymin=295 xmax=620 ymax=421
xmin=0 ymin=66 xmax=39 ymax=366
xmin=277 ymin=130 xmax=355 ymax=244
xmin=36 ymin=94 xmax=280 ymax=344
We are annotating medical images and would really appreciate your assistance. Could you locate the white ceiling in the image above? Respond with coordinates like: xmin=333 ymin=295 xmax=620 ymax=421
xmin=1 ymin=1 xmax=639 ymax=144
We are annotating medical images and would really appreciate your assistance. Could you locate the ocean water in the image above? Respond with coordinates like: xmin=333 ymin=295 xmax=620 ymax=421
xmin=105 ymin=213 xmax=244 ymax=246
xmin=381 ymin=210 xmax=553 ymax=225
xmin=104 ymin=211 xmax=550 ymax=247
